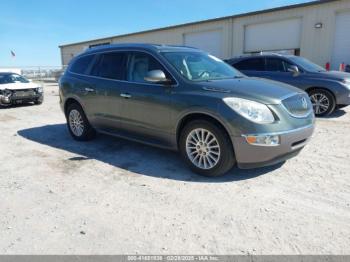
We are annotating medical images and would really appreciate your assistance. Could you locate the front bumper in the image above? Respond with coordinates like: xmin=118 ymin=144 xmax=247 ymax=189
xmin=0 ymin=89 xmax=43 ymax=106
xmin=336 ymin=89 xmax=350 ymax=105
xmin=232 ymin=124 xmax=315 ymax=169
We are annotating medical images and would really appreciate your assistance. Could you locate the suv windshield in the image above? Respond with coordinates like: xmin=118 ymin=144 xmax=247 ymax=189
xmin=162 ymin=51 xmax=243 ymax=81
xmin=0 ymin=74 xmax=29 ymax=84
xmin=289 ymin=56 xmax=326 ymax=73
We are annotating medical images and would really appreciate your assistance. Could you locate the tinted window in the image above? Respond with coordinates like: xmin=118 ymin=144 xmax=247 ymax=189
xmin=234 ymin=58 xmax=264 ymax=71
xmin=265 ymin=58 xmax=286 ymax=72
xmin=91 ymin=52 xmax=126 ymax=80
xmin=288 ymin=56 xmax=326 ymax=72
xmin=70 ymin=55 xmax=95 ymax=74
xmin=127 ymin=52 xmax=171 ymax=84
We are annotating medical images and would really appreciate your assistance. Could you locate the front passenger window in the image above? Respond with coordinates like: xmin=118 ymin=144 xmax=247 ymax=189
xmin=127 ymin=52 xmax=171 ymax=84
xmin=265 ymin=58 xmax=286 ymax=72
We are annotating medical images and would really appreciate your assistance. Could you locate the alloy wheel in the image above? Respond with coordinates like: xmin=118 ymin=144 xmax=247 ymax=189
xmin=69 ymin=109 xmax=84 ymax=137
xmin=310 ymin=93 xmax=330 ymax=115
xmin=186 ymin=128 xmax=221 ymax=170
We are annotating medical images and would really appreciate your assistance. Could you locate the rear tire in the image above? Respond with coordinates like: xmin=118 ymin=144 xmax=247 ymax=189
xmin=66 ymin=103 xmax=96 ymax=141
xmin=308 ymin=89 xmax=336 ymax=117
xmin=179 ymin=120 xmax=235 ymax=177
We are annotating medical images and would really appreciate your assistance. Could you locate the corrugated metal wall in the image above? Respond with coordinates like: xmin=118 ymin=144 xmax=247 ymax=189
xmin=60 ymin=0 xmax=350 ymax=69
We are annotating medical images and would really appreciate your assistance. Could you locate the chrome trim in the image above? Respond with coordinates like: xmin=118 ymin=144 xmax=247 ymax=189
xmin=202 ymin=86 xmax=231 ymax=93
xmin=281 ymin=93 xmax=314 ymax=119
xmin=84 ymin=88 xmax=95 ymax=92
xmin=67 ymin=49 xmax=179 ymax=87
xmin=278 ymin=91 xmax=304 ymax=102
xmin=241 ymin=123 xmax=314 ymax=137
xmin=120 ymin=93 xmax=131 ymax=98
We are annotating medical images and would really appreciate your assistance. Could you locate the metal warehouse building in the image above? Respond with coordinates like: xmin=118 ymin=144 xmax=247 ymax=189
xmin=59 ymin=0 xmax=350 ymax=70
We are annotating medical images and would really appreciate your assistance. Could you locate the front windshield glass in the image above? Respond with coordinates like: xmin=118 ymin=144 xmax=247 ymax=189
xmin=0 ymin=74 xmax=29 ymax=84
xmin=289 ymin=56 xmax=326 ymax=73
xmin=162 ymin=51 xmax=243 ymax=81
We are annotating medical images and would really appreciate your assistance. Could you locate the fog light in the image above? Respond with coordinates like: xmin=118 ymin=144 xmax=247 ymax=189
xmin=244 ymin=135 xmax=280 ymax=146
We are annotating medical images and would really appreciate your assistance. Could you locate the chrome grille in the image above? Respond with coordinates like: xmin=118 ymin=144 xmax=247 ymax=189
xmin=282 ymin=93 xmax=312 ymax=118
xmin=13 ymin=89 xmax=36 ymax=98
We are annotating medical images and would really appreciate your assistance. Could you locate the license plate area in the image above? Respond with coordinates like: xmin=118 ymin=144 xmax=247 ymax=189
xmin=14 ymin=90 xmax=35 ymax=98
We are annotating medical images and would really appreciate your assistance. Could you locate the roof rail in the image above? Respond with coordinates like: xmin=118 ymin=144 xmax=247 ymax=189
xmin=258 ymin=52 xmax=284 ymax=56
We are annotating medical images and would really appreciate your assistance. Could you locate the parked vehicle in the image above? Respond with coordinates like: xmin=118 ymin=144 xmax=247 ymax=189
xmin=59 ymin=44 xmax=315 ymax=177
xmin=226 ymin=54 xmax=350 ymax=116
xmin=0 ymin=72 xmax=44 ymax=106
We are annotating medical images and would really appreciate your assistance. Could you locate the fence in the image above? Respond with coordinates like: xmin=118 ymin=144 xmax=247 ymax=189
xmin=0 ymin=66 xmax=67 ymax=83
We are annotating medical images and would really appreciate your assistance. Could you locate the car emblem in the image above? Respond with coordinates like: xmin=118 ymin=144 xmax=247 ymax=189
xmin=301 ymin=97 xmax=308 ymax=109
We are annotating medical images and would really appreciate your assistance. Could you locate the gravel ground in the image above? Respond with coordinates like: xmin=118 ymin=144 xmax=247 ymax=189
xmin=1 ymin=83 xmax=350 ymax=254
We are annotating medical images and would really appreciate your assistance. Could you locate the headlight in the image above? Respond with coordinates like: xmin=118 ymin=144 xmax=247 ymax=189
xmin=223 ymin=97 xmax=275 ymax=124
xmin=37 ymin=86 xmax=43 ymax=93
xmin=342 ymin=79 xmax=350 ymax=90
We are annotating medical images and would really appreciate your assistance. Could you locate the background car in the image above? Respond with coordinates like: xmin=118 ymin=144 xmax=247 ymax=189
xmin=0 ymin=72 xmax=44 ymax=107
xmin=226 ymin=54 xmax=350 ymax=116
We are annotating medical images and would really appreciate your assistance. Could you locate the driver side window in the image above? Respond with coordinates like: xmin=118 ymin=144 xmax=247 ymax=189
xmin=127 ymin=52 xmax=171 ymax=84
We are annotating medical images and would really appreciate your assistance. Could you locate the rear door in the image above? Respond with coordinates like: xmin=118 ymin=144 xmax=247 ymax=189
xmin=67 ymin=54 xmax=99 ymax=125
xmin=85 ymin=51 xmax=127 ymax=131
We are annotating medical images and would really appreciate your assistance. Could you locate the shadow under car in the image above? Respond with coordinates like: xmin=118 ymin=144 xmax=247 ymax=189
xmin=17 ymin=124 xmax=283 ymax=182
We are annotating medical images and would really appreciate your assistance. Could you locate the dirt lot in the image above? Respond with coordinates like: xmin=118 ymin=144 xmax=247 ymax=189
xmin=1 ymin=83 xmax=350 ymax=254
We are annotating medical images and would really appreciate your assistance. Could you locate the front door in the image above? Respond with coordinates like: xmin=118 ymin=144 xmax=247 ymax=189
xmin=263 ymin=57 xmax=302 ymax=88
xmin=118 ymin=51 xmax=176 ymax=146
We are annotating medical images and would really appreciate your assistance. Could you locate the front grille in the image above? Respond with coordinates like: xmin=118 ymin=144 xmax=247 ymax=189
xmin=282 ymin=93 xmax=312 ymax=118
xmin=12 ymin=89 xmax=36 ymax=98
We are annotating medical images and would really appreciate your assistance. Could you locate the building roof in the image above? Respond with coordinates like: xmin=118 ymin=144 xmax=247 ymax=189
xmin=59 ymin=0 xmax=338 ymax=48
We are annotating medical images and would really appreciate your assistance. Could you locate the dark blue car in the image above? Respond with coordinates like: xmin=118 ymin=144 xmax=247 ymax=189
xmin=226 ymin=54 xmax=350 ymax=116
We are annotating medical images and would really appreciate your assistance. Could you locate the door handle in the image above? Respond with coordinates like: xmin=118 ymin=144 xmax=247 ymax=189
xmin=120 ymin=93 xmax=132 ymax=99
xmin=85 ymin=87 xmax=95 ymax=93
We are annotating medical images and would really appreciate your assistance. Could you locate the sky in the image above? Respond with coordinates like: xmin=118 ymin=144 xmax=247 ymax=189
xmin=0 ymin=0 xmax=311 ymax=67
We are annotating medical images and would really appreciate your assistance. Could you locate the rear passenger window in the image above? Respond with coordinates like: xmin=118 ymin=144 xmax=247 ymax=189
xmin=266 ymin=58 xmax=286 ymax=72
xmin=91 ymin=52 xmax=126 ymax=80
xmin=70 ymin=55 xmax=95 ymax=74
xmin=234 ymin=58 xmax=265 ymax=71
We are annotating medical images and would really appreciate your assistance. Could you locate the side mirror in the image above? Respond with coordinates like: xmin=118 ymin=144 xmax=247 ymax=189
xmin=288 ymin=65 xmax=300 ymax=76
xmin=144 ymin=70 xmax=171 ymax=84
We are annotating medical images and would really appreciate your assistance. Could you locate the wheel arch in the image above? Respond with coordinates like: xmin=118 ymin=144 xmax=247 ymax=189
xmin=176 ymin=112 xmax=234 ymax=150
xmin=305 ymin=87 xmax=337 ymax=103
xmin=64 ymin=97 xmax=85 ymax=117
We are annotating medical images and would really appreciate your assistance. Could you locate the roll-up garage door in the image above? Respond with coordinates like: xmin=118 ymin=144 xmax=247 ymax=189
xmin=184 ymin=30 xmax=223 ymax=58
xmin=244 ymin=18 xmax=302 ymax=53
xmin=332 ymin=12 xmax=350 ymax=70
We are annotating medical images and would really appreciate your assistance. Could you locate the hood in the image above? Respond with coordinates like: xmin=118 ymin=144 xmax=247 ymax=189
xmin=0 ymin=82 xmax=40 ymax=91
xmin=306 ymin=70 xmax=350 ymax=81
xmin=199 ymin=77 xmax=302 ymax=104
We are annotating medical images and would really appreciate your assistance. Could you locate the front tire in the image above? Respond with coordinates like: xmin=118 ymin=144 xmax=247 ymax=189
xmin=66 ymin=103 xmax=96 ymax=141
xmin=179 ymin=120 xmax=235 ymax=177
xmin=309 ymin=89 xmax=336 ymax=117
xmin=34 ymin=98 xmax=43 ymax=105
